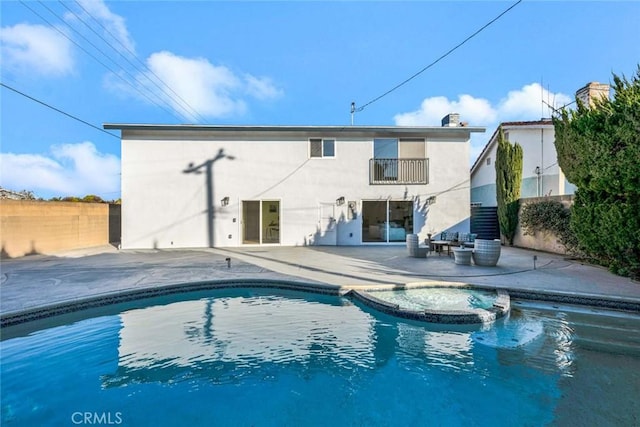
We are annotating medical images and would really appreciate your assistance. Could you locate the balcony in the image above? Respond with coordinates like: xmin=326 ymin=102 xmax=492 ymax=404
xmin=369 ymin=158 xmax=429 ymax=185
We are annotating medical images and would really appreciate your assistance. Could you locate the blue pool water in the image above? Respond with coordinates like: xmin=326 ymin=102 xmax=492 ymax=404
xmin=370 ymin=287 xmax=497 ymax=311
xmin=2 ymin=288 xmax=640 ymax=426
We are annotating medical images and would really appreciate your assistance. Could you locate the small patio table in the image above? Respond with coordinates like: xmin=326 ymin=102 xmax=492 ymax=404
xmin=431 ymin=240 xmax=453 ymax=256
xmin=453 ymin=247 xmax=473 ymax=265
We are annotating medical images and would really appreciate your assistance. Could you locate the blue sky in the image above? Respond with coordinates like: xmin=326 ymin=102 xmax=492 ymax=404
xmin=1 ymin=1 xmax=638 ymax=200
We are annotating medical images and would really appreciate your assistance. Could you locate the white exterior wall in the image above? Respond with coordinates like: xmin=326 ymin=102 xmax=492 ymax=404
xmin=423 ymin=137 xmax=471 ymax=234
xmin=120 ymin=128 xmax=476 ymax=249
xmin=470 ymin=143 xmax=498 ymax=207
xmin=508 ymin=126 xmax=561 ymax=198
xmin=470 ymin=122 xmax=573 ymax=208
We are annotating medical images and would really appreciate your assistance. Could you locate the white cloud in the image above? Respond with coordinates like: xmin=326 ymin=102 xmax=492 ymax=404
xmin=394 ymin=83 xmax=571 ymax=127
xmin=108 ymin=51 xmax=283 ymax=121
xmin=498 ymin=83 xmax=572 ymax=120
xmin=394 ymin=83 xmax=572 ymax=166
xmin=394 ymin=94 xmax=497 ymax=126
xmin=145 ymin=51 xmax=246 ymax=119
xmin=73 ymin=0 xmax=135 ymax=54
xmin=244 ymin=75 xmax=284 ymax=100
xmin=0 ymin=23 xmax=74 ymax=76
xmin=0 ymin=142 xmax=120 ymax=199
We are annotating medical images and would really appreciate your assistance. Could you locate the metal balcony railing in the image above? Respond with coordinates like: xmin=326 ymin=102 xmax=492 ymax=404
xmin=369 ymin=158 xmax=429 ymax=185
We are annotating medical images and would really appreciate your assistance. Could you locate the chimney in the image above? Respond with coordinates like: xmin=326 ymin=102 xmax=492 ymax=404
xmin=441 ymin=113 xmax=460 ymax=127
xmin=576 ymin=82 xmax=610 ymax=108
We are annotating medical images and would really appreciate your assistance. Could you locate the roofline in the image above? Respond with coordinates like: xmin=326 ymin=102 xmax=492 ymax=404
xmin=500 ymin=119 xmax=554 ymax=128
xmin=103 ymin=123 xmax=486 ymax=134
xmin=470 ymin=120 xmax=554 ymax=174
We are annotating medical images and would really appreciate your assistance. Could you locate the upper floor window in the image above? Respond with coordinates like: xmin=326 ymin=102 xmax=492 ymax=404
xmin=310 ymin=138 xmax=335 ymax=158
xmin=370 ymin=138 xmax=428 ymax=184
xmin=374 ymin=138 xmax=425 ymax=159
xmin=374 ymin=138 xmax=398 ymax=159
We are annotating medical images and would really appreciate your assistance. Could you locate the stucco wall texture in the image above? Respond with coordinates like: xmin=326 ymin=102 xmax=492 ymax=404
xmin=513 ymin=195 xmax=574 ymax=254
xmin=0 ymin=200 xmax=120 ymax=258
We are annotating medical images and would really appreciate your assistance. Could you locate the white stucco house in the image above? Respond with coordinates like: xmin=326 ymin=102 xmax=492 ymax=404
xmin=470 ymin=119 xmax=576 ymax=207
xmin=105 ymin=116 xmax=484 ymax=249
xmin=470 ymin=82 xmax=610 ymax=208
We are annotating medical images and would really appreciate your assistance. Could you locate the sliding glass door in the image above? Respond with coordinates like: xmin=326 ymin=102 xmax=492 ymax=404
xmin=242 ymin=200 xmax=280 ymax=244
xmin=361 ymin=200 xmax=413 ymax=243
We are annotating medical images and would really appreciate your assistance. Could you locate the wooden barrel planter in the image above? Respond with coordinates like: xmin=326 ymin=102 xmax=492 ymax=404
xmin=472 ymin=239 xmax=501 ymax=266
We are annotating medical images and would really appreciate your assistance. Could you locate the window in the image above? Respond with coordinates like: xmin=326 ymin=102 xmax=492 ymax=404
xmin=370 ymin=138 xmax=428 ymax=184
xmin=486 ymin=157 xmax=491 ymax=166
xmin=374 ymin=138 xmax=398 ymax=159
xmin=310 ymin=138 xmax=335 ymax=158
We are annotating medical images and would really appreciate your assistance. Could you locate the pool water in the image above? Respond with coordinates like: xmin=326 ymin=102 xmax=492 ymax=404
xmin=370 ymin=287 xmax=497 ymax=311
xmin=2 ymin=289 xmax=639 ymax=426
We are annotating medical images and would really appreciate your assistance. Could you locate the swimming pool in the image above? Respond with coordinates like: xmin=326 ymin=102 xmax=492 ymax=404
xmin=2 ymin=288 xmax=639 ymax=426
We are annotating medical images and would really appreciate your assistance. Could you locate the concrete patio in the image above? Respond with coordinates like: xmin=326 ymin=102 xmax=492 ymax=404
xmin=1 ymin=244 xmax=639 ymax=318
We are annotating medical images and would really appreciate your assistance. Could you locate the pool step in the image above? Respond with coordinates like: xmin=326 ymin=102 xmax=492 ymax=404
xmin=570 ymin=319 xmax=640 ymax=356
xmin=471 ymin=320 xmax=545 ymax=349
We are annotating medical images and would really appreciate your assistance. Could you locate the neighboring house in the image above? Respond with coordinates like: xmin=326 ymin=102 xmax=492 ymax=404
xmin=470 ymin=82 xmax=610 ymax=208
xmin=0 ymin=187 xmax=35 ymax=200
xmin=105 ymin=116 xmax=484 ymax=249
xmin=470 ymin=119 xmax=573 ymax=207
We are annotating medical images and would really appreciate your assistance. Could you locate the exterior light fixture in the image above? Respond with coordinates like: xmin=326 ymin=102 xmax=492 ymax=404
xmin=221 ymin=196 xmax=230 ymax=206
xmin=336 ymin=196 xmax=345 ymax=206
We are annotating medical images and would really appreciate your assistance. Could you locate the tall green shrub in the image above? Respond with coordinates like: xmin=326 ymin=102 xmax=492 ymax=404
xmin=495 ymin=127 xmax=523 ymax=245
xmin=554 ymin=67 xmax=640 ymax=278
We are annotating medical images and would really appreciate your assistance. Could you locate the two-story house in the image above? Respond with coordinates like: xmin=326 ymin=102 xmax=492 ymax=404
xmin=105 ymin=116 xmax=484 ymax=249
xmin=470 ymin=82 xmax=610 ymax=208
xmin=470 ymin=119 xmax=574 ymax=207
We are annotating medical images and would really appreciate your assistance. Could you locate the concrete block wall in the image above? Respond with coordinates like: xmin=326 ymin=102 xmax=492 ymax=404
xmin=0 ymin=200 xmax=119 ymax=258
xmin=513 ymin=195 xmax=574 ymax=254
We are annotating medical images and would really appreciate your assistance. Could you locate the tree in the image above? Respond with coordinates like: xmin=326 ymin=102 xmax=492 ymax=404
xmin=495 ymin=127 xmax=523 ymax=245
xmin=82 ymin=194 xmax=104 ymax=203
xmin=554 ymin=67 xmax=640 ymax=279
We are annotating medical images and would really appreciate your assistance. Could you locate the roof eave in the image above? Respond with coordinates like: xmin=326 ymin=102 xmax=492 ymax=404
xmin=103 ymin=123 xmax=486 ymax=134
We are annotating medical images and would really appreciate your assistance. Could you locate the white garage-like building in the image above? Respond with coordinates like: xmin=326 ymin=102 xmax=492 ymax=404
xmin=105 ymin=117 xmax=484 ymax=249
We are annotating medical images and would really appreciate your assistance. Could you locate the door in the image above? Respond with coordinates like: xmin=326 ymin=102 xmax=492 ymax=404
xmin=315 ymin=202 xmax=337 ymax=245
xmin=242 ymin=200 xmax=280 ymax=244
xmin=362 ymin=200 xmax=413 ymax=243
xmin=242 ymin=201 xmax=260 ymax=244
xmin=362 ymin=200 xmax=387 ymax=242
xmin=262 ymin=201 xmax=280 ymax=244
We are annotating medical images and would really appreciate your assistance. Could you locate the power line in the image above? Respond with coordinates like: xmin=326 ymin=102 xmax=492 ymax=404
xmin=0 ymin=82 xmax=120 ymax=140
xmin=20 ymin=0 xmax=181 ymax=119
xmin=19 ymin=0 xmax=185 ymax=122
xmin=353 ymin=0 xmax=522 ymax=114
xmin=61 ymin=0 xmax=207 ymax=123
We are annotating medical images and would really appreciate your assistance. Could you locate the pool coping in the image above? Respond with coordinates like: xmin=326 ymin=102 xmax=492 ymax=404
xmin=348 ymin=287 xmax=510 ymax=324
xmin=0 ymin=279 xmax=340 ymax=328
xmin=2 ymin=278 xmax=639 ymax=329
